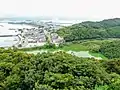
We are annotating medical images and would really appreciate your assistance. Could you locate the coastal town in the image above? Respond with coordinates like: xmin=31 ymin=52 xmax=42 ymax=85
xmin=0 ymin=21 xmax=65 ymax=48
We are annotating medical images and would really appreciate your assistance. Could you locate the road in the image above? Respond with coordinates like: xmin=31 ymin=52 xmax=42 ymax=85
xmin=44 ymin=30 xmax=52 ymax=43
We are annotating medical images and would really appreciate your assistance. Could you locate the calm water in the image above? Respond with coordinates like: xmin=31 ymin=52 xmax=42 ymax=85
xmin=0 ymin=36 xmax=19 ymax=47
xmin=26 ymin=50 xmax=102 ymax=60
xmin=0 ymin=23 xmax=36 ymax=47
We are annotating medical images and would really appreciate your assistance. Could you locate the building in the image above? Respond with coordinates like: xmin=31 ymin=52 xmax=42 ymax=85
xmin=52 ymin=36 xmax=64 ymax=44
xmin=51 ymin=33 xmax=58 ymax=39
xmin=28 ymin=39 xmax=37 ymax=43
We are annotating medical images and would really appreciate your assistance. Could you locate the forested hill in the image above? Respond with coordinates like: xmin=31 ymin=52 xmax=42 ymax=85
xmin=80 ymin=18 xmax=120 ymax=29
xmin=1 ymin=48 xmax=120 ymax=90
xmin=57 ymin=18 xmax=120 ymax=41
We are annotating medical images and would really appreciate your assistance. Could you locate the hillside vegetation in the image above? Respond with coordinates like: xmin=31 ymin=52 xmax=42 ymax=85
xmin=100 ymin=40 xmax=120 ymax=59
xmin=57 ymin=18 xmax=120 ymax=41
xmin=1 ymin=18 xmax=120 ymax=90
xmin=0 ymin=48 xmax=120 ymax=90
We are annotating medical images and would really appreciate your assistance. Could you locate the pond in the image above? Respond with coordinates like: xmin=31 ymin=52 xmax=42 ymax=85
xmin=26 ymin=50 xmax=102 ymax=60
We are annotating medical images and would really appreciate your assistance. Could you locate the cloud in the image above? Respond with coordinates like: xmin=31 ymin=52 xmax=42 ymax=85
xmin=0 ymin=0 xmax=120 ymax=19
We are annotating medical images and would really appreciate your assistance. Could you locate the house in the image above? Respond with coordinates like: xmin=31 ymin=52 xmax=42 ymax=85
xmin=28 ymin=39 xmax=37 ymax=43
xmin=52 ymin=37 xmax=64 ymax=44
xmin=51 ymin=33 xmax=58 ymax=39
xmin=39 ymin=36 xmax=46 ymax=42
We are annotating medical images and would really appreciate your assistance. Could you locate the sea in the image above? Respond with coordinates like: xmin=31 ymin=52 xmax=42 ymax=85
xmin=0 ymin=19 xmax=81 ymax=47
xmin=0 ymin=23 xmax=36 ymax=47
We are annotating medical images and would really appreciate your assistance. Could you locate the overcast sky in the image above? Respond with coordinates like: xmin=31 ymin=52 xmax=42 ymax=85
xmin=0 ymin=0 xmax=120 ymax=20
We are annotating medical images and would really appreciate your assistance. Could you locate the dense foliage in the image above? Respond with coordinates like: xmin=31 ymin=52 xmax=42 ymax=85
xmin=19 ymin=43 xmax=57 ymax=51
xmin=57 ymin=18 xmax=120 ymax=41
xmin=100 ymin=40 xmax=120 ymax=59
xmin=0 ymin=48 xmax=120 ymax=90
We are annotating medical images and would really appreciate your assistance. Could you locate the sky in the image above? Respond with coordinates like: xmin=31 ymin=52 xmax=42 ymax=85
xmin=0 ymin=0 xmax=120 ymax=20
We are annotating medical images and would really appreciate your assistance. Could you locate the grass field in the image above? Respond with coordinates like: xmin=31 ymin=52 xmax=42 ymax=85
xmin=25 ymin=39 xmax=120 ymax=59
xmin=59 ymin=44 xmax=89 ymax=51
xmin=26 ymin=40 xmax=108 ymax=59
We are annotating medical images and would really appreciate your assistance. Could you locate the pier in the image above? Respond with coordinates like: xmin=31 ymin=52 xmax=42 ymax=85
xmin=0 ymin=35 xmax=18 ymax=37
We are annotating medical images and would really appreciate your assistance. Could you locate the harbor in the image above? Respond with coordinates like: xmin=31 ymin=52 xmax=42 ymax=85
xmin=0 ymin=23 xmax=37 ymax=47
xmin=0 ymin=21 xmax=64 ymax=48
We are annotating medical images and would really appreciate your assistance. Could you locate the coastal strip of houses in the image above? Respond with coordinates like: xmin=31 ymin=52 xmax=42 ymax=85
xmin=0 ymin=22 xmax=64 ymax=48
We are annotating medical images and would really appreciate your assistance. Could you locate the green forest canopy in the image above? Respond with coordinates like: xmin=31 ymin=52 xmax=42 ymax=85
xmin=99 ymin=40 xmax=120 ymax=59
xmin=57 ymin=18 xmax=120 ymax=41
xmin=1 ymin=18 xmax=120 ymax=90
xmin=0 ymin=48 xmax=120 ymax=90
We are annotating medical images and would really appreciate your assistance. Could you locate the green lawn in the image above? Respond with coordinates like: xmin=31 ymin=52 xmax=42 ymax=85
xmin=42 ymin=43 xmax=89 ymax=52
xmin=60 ymin=44 xmax=89 ymax=51
xmin=60 ymin=43 xmax=107 ymax=59
xmin=25 ymin=40 xmax=113 ymax=59
xmin=26 ymin=43 xmax=108 ymax=59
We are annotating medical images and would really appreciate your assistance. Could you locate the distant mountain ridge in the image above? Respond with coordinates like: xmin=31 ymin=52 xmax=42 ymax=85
xmin=76 ymin=18 xmax=120 ymax=28
xmin=0 ymin=16 xmax=82 ymax=21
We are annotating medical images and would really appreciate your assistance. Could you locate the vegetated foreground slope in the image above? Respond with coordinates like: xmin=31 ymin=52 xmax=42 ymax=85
xmin=99 ymin=40 xmax=120 ymax=59
xmin=57 ymin=18 xmax=120 ymax=42
xmin=21 ymin=39 xmax=120 ymax=59
xmin=0 ymin=48 xmax=120 ymax=90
